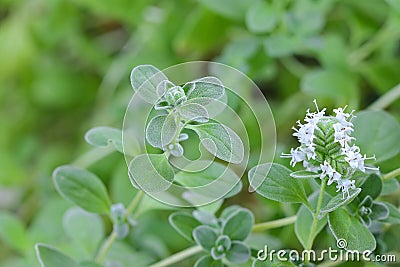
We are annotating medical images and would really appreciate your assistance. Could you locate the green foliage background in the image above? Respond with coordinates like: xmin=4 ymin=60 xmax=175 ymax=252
xmin=1 ymin=0 xmax=400 ymax=266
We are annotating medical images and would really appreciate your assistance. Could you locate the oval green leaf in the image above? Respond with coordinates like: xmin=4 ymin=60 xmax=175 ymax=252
xmin=53 ymin=166 xmax=111 ymax=214
xmin=222 ymin=208 xmax=254 ymax=241
xmin=35 ymin=243 xmax=80 ymax=267
xmin=319 ymin=188 xmax=361 ymax=218
xmin=169 ymin=212 xmax=201 ymax=241
xmin=84 ymin=126 xmax=123 ymax=153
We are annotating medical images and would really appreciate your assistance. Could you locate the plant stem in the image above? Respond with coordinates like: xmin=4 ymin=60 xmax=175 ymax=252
xmin=148 ymin=246 xmax=203 ymax=267
xmin=95 ymin=190 xmax=145 ymax=263
xmin=382 ymin=167 xmax=400 ymax=182
xmin=368 ymin=83 xmax=400 ymax=110
xmin=348 ymin=19 xmax=394 ymax=65
xmin=252 ymin=215 xmax=297 ymax=232
xmin=304 ymin=179 xmax=326 ymax=264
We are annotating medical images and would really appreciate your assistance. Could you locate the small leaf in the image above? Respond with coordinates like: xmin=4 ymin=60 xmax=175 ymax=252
xmin=290 ymin=170 xmax=320 ymax=179
xmin=352 ymin=110 xmax=400 ymax=162
xmin=264 ymin=33 xmax=298 ymax=57
xmin=382 ymin=178 xmax=399 ymax=196
xmin=128 ymin=154 xmax=174 ymax=192
xmin=169 ymin=212 xmax=201 ymax=241
xmin=188 ymin=123 xmax=244 ymax=164
xmin=193 ymin=225 xmax=218 ymax=251
xmin=178 ymin=102 xmax=209 ymax=123
xmin=192 ymin=210 xmax=218 ymax=226
xmin=0 ymin=212 xmax=30 ymax=254
xmin=246 ymin=1 xmax=278 ymax=33
xmin=146 ymin=114 xmax=178 ymax=149
xmin=198 ymin=0 xmax=257 ymax=20
xmin=222 ymin=208 xmax=254 ymax=241
xmin=220 ymin=205 xmax=242 ymax=220
xmin=194 ymin=255 xmax=223 ymax=267
xmin=370 ymin=202 xmax=389 ymax=221
xmin=130 ymin=65 xmax=168 ymax=104
xmin=357 ymin=174 xmax=382 ymax=201
xmin=328 ymin=208 xmax=376 ymax=252
xmin=382 ymin=202 xmax=400 ymax=224
xmin=35 ymin=243 xmax=80 ymax=267
xmin=63 ymin=207 xmax=104 ymax=255
xmin=319 ymin=188 xmax=361 ymax=218
xmin=225 ymin=241 xmax=251 ymax=263
xmin=248 ymin=163 xmax=309 ymax=205
xmin=187 ymin=81 xmax=224 ymax=102
xmin=53 ymin=166 xmax=111 ymax=214
xmin=84 ymin=126 xmax=123 ymax=153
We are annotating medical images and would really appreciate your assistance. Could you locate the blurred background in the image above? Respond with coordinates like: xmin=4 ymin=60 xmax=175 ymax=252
xmin=1 ymin=0 xmax=400 ymax=266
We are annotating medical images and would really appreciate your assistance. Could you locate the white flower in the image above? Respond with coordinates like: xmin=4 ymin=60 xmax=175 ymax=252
xmin=333 ymin=106 xmax=355 ymax=126
xmin=281 ymin=148 xmax=306 ymax=167
xmin=336 ymin=179 xmax=355 ymax=198
xmin=303 ymin=161 xmax=320 ymax=172
xmin=320 ymin=161 xmax=334 ymax=180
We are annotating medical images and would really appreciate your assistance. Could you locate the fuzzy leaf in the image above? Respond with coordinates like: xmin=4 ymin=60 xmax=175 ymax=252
xmin=188 ymin=123 xmax=244 ymax=164
xmin=130 ymin=65 xmax=168 ymax=103
xmin=382 ymin=202 xmax=400 ymax=224
xmin=84 ymin=126 xmax=123 ymax=153
xmin=35 ymin=243 xmax=80 ymax=267
xmin=319 ymin=188 xmax=361 ymax=218
xmin=225 ymin=241 xmax=251 ymax=263
xmin=290 ymin=170 xmax=320 ymax=179
xmin=169 ymin=212 xmax=201 ymax=241
xmin=53 ymin=166 xmax=111 ymax=214
xmin=328 ymin=208 xmax=376 ymax=252
xmin=128 ymin=154 xmax=174 ymax=192
xmin=193 ymin=225 xmax=218 ymax=251
xmin=352 ymin=110 xmax=400 ymax=162
xmin=146 ymin=114 xmax=178 ymax=149
xmin=246 ymin=1 xmax=278 ymax=33
xmin=187 ymin=81 xmax=224 ymax=103
xmin=370 ymin=202 xmax=389 ymax=221
xmin=222 ymin=208 xmax=254 ymax=241
xmin=178 ymin=102 xmax=209 ymax=123
xmin=194 ymin=255 xmax=222 ymax=267
xmin=248 ymin=163 xmax=308 ymax=205
xmin=358 ymin=174 xmax=382 ymax=201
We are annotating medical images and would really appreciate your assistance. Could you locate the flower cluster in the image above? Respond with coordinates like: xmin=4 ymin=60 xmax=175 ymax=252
xmin=282 ymin=100 xmax=378 ymax=198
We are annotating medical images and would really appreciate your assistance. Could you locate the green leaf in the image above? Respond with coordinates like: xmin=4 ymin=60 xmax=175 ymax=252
xmin=130 ymin=65 xmax=168 ymax=103
xmin=35 ymin=243 xmax=80 ymax=267
xmin=295 ymin=191 xmax=330 ymax=249
xmin=84 ymin=126 xmax=123 ymax=153
xmin=192 ymin=210 xmax=218 ymax=226
xmin=187 ymin=123 xmax=244 ymax=164
xmin=174 ymin=161 xmax=242 ymax=200
xmin=382 ymin=178 xmax=399 ymax=196
xmin=382 ymin=202 xmax=400 ymax=224
xmin=225 ymin=241 xmax=251 ymax=263
xmin=198 ymin=0 xmax=257 ymax=20
xmin=358 ymin=174 xmax=382 ymax=200
xmin=193 ymin=225 xmax=218 ymax=251
xmin=222 ymin=208 xmax=254 ymax=241
xmin=290 ymin=170 xmax=320 ymax=179
xmin=248 ymin=163 xmax=308 ymax=205
xmin=169 ymin=212 xmax=201 ymax=241
xmin=62 ymin=207 xmax=104 ymax=255
xmin=128 ymin=154 xmax=174 ymax=192
xmin=319 ymin=188 xmax=361 ymax=218
xmin=194 ymin=255 xmax=223 ymax=267
xmin=328 ymin=208 xmax=376 ymax=252
xmin=264 ymin=34 xmax=298 ymax=57
xmin=301 ymin=69 xmax=358 ymax=106
xmin=53 ymin=166 xmax=111 ymax=214
xmin=0 ymin=212 xmax=30 ymax=254
xmin=178 ymin=102 xmax=209 ymax=123
xmin=145 ymin=114 xmax=178 ymax=149
xmin=187 ymin=81 xmax=224 ymax=102
xmin=370 ymin=202 xmax=389 ymax=221
xmin=80 ymin=262 xmax=102 ymax=267
xmin=352 ymin=110 xmax=400 ymax=162
xmin=246 ymin=1 xmax=278 ymax=33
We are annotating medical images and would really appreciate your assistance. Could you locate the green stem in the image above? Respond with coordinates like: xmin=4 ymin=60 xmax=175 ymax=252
xmin=382 ymin=167 xmax=400 ymax=182
xmin=148 ymin=246 xmax=203 ymax=267
xmin=348 ymin=19 xmax=394 ymax=65
xmin=304 ymin=179 xmax=326 ymax=264
xmin=252 ymin=215 xmax=297 ymax=232
xmin=95 ymin=190 xmax=145 ymax=263
xmin=368 ymin=83 xmax=400 ymax=110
